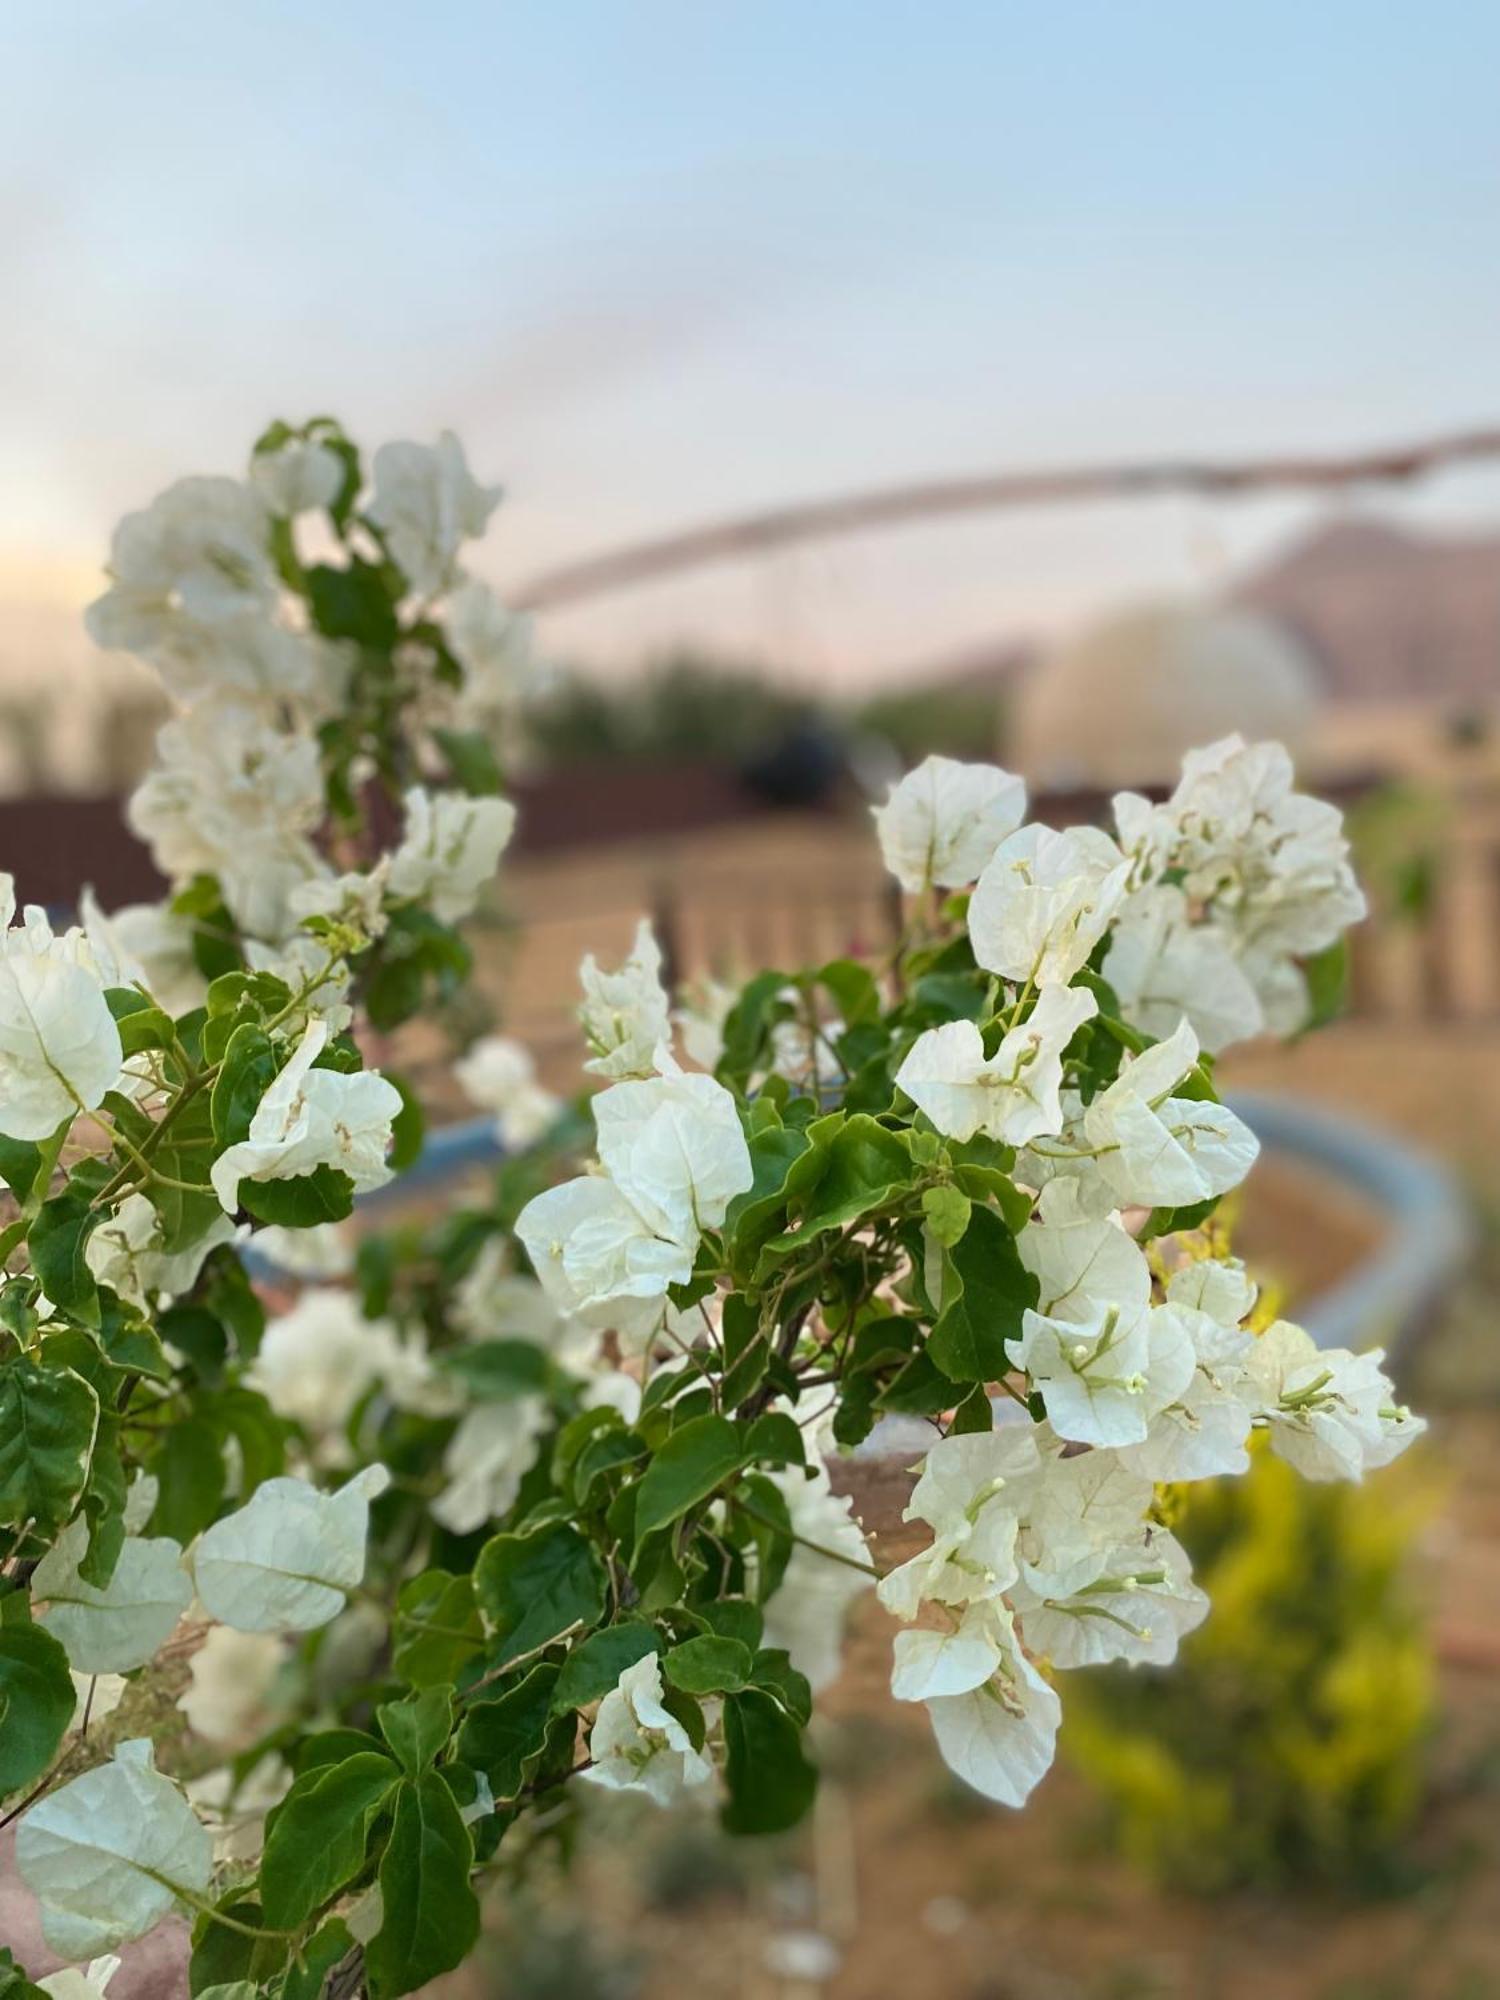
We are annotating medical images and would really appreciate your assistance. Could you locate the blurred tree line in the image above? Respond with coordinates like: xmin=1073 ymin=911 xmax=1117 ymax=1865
xmin=529 ymin=648 xmax=1003 ymax=770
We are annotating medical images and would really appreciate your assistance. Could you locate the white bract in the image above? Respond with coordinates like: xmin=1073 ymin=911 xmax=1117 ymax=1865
xmin=758 ymin=1459 xmax=875 ymax=1691
xmin=0 ymin=880 xmax=122 ymax=1140
xmin=128 ymin=698 xmax=327 ymax=938
xmin=16 ymin=1739 xmax=212 ymax=1959
xmin=969 ymin=824 xmax=1129 ymax=988
xmin=366 ymin=431 xmax=501 ymax=600
xmin=1079 ymin=1019 xmax=1259 ymax=1209
xmin=36 ymin=1957 xmax=123 ymax=1999
xmin=387 ymin=785 xmax=516 ymax=924
xmin=33 ymin=1520 xmax=193 ymax=1674
xmin=922 ymin=1615 xmax=1062 ymax=1808
xmin=582 ymin=1652 xmax=714 ymax=1807
xmin=896 ymin=985 xmax=1096 ymax=1144
xmin=873 ymin=755 xmax=1027 ymax=894
xmin=444 ymin=579 xmax=538 ymax=715
xmin=249 ymin=1287 xmax=394 ymax=1446
xmin=210 ymin=1019 xmax=402 ymax=1212
xmin=190 ymin=1465 xmax=391 ymax=1631
xmin=178 ymin=1627 xmax=286 ymax=1746
xmin=516 ymin=1057 xmax=751 ymax=1340
xmin=249 ymin=437 xmax=344 ymax=517
xmin=84 ymin=1194 xmax=237 ymax=1311
xmin=429 ymin=1396 xmax=551 ymax=1535
xmin=455 ymin=1034 xmax=560 ymax=1150
xmin=578 ymin=918 xmax=672 ymax=1079
xmin=1245 ymin=1321 xmax=1426 ymax=1481
xmin=1103 ymin=884 xmax=1264 ymax=1055
xmin=1012 ymin=1298 xmax=1196 ymax=1449
xmin=1009 ymin=1521 xmax=1208 ymax=1669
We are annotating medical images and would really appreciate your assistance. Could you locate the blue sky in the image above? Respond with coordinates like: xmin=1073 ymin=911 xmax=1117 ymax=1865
xmin=3 ymin=0 xmax=1499 ymax=683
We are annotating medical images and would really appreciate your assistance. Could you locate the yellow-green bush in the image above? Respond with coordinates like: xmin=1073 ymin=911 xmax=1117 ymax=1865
xmin=1064 ymin=1442 xmax=1434 ymax=1894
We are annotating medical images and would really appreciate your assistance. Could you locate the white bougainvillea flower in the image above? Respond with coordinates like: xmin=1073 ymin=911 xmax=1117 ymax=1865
xmin=0 ymin=879 xmax=123 ymax=1140
xmin=16 ymin=1738 xmax=212 ymax=1960
xmin=1013 ymin=1437 xmax=1156 ymax=1602
xmin=1166 ymin=1254 xmax=1257 ymax=1326
xmin=450 ymin=1240 xmax=597 ymax=1368
xmin=84 ymin=895 xmax=206 ymax=1017
xmin=250 ymin=1220 xmax=355 ymax=1281
xmin=674 ymin=974 xmax=738 ymax=1073
xmin=454 ymin=1034 xmax=560 ymax=1150
xmin=969 ymin=824 xmax=1129 ymax=989
xmin=386 ymin=785 xmax=516 ymax=925
xmin=86 ymin=475 xmax=275 ymax=638
xmin=890 ymin=1598 xmax=1014 ymax=1703
xmin=516 ymin=1172 xmax=690 ymax=1339
xmin=249 ymin=437 xmax=344 ymax=517
xmin=877 ymin=1428 xmax=1041 ymax=1620
xmin=210 ymin=1018 xmax=402 ymax=1213
xmin=127 ymin=697 xmax=326 ymax=938
xmin=84 ymin=1194 xmax=238 ymax=1311
xmin=1244 ymin=1320 xmax=1426 ymax=1481
xmin=285 ymin=863 xmax=391 ymax=947
xmin=249 ymin=1286 xmax=396 ymax=1448
xmin=923 ymin=1612 xmax=1061 ymax=1808
xmin=1104 ymin=884 xmax=1264 ymax=1055
xmin=184 ymin=1753 xmax=291 ymax=1866
xmin=429 ymin=1395 xmax=551 ymax=1535
xmin=1081 ymin=1019 xmax=1259 ymax=1209
xmin=177 ymin=1627 xmax=286 ymax=1746
xmin=896 ymin=984 xmax=1097 ymax=1145
xmin=33 ymin=1519 xmax=193 ymax=1673
xmin=758 ymin=1459 xmax=874 ymax=1692
xmin=366 ymin=430 xmax=501 ymax=599
xmin=872 ymin=755 xmax=1028 ymax=895
xmin=191 ymin=1464 xmax=391 ymax=1632
xmin=582 ymin=1652 xmax=714 ymax=1807
xmin=1117 ymin=1314 xmax=1257 ymax=1482
xmin=36 ymin=1954 xmax=123 ymax=1999
xmin=592 ymin=1055 xmax=753 ymax=1245
xmin=1017 ymin=1178 xmax=1152 ymax=1323
xmin=1010 ymin=1522 xmax=1208 ymax=1669
xmin=578 ymin=918 xmax=673 ymax=1079
xmin=1013 ymin=1298 xmax=1196 ymax=1449
xmin=444 ymin=578 xmax=538 ymax=716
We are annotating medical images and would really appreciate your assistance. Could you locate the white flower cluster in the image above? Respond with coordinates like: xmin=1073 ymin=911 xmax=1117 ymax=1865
xmin=88 ymin=429 xmax=527 ymax=977
xmin=516 ymin=1049 xmax=753 ymax=1349
xmin=876 ymin=733 xmax=1365 ymax=1052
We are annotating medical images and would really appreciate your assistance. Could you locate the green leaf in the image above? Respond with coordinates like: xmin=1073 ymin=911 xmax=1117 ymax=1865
xmin=742 ymin=1410 xmax=805 ymax=1468
xmin=456 ymin=1661 xmax=560 ymax=1799
xmin=474 ymin=1520 xmax=608 ymax=1666
xmin=922 ymin=1183 xmax=972 ymax=1247
xmin=949 ymin=1381 xmax=994 ymax=1433
xmin=77 ymin=1426 xmax=127 ymax=1587
xmin=148 ymin=1417 xmax=226 ymax=1543
xmin=279 ymin=1920 xmax=355 ymax=2000
xmin=695 ymin=1598 xmax=763 ymax=1651
xmin=1302 ymin=936 xmax=1350 ymax=1032
xmin=237 ymin=1165 xmax=355 ymax=1227
xmin=438 ymin=1339 xmax=552 ymax=1401
xmin=0 ymin=1946 xmax=48 ymax=2000
xmin=550 ymin=1622 xmax=659 ymax=1713
xmin=378 ymin=1685 xmax=454 ymax=1776
xmin=187 ymin=1894 xmax=288 ymax=1993
xmin=211 ymin=1024 xmax=279 ymax=1149
xmin=634 ymin=1414 xmax=747 ymax=1541
xmin=0 ymin=1621 xmax=75 ymax=1796
xmin=722 ymin=1125 xmax=812 ymax=1273
xmin=28 ymin=1192 xmax=102 ymax=1320
xmin=305 ymin=558 xmax=399 ymax=647
xmin=259 ymin=1750 xmax=401 ymax=1929
xmin=768 ymin=1113 xmax=913 ymax=1258
xmin=749 ymin=1646 xmax=814 ymax=1727
xmin=365 ymin=1773 xmax=480 ymax=2000
xmin=0 ymin=1357 xmax=98 ymax=1534
xmin=721 ymin=1688 xmax=817 ymax=1834
xmin=663 ymin=1634 xmax=753 ymax=1695
xmin=927 ymin=1203 xmax=1036 ymax=1383
xmin=432 ymin=726 xmax=505 ymax=796
xmin=155 ymin=1305 xmax=228 ymax=1384
xmin=112 ymin=1003 xmax=175 ymax=1058
xmin=0 ymin=1137 xmax=42 ymax=1203
xmin=394 ymin=1571 xmax=485 ymax=1689
xmin=387 ymin=1073 xmax=425 ymax=1175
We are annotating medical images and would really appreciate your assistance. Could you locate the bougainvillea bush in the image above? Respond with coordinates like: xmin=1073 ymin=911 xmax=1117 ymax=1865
xmin=0 ymin=423 xmax=1423 ymax=2000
